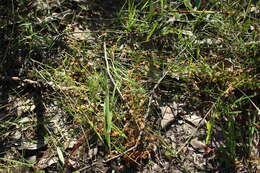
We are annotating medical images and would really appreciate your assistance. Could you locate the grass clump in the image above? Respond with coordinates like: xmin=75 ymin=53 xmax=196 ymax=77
xmin=0 ymin=0 xmax=259 ymax=172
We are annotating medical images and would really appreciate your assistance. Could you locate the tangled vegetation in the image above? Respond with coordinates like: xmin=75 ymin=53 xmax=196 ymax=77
xmin=0 ymin=0 xmax=259 ymax=172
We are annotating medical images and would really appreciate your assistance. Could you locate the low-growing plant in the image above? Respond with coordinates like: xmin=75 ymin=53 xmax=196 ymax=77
xmin=0 ymin=0 xmax=258 ymax=172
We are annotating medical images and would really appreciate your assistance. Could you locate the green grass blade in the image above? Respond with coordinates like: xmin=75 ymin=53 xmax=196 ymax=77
xmin=104 ymin=86 xmax=112 ymax=152
xmin=205 ymin=119 xmax=213 ymax=145
xmin=0 ymin=158 xmax=33 ymax=167
xmin=146 ymin=22 xmax=158 ymax=41
xmin=206 ymin=112 xmax=218 ymax=145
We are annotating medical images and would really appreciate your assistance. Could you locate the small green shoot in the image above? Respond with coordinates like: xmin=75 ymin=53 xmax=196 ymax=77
xmin=206 ymin=120 xmax=213 ymax=145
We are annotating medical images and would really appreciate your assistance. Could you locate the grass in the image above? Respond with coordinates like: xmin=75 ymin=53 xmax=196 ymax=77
xmin=0 ymin=0 xmax=259 ymax=172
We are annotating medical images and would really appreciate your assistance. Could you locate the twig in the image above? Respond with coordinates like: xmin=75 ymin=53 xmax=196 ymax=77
xmin=137 ymin=9 xmax=231 ymax=15
xmin=169 ymin=9 xmax=230 ymax=14
xmin=75 ymin=162 xmax=100 ymax=172
xmin=135 ymin=71 xmax=168 ymax=144
xmin=103 ymin=42 xmax=130 ymax=110
xmin=175 ymin=105 xmax=213 ymax=155
xmin=236 ymin=87 xmax=260 ymax=115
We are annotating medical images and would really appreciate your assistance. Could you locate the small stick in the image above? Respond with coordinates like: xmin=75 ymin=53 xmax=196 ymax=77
xmin=103 ymin=42 xmax=130 ymax=110
xmin=175 ymin=105 xmax=213 ymax=155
